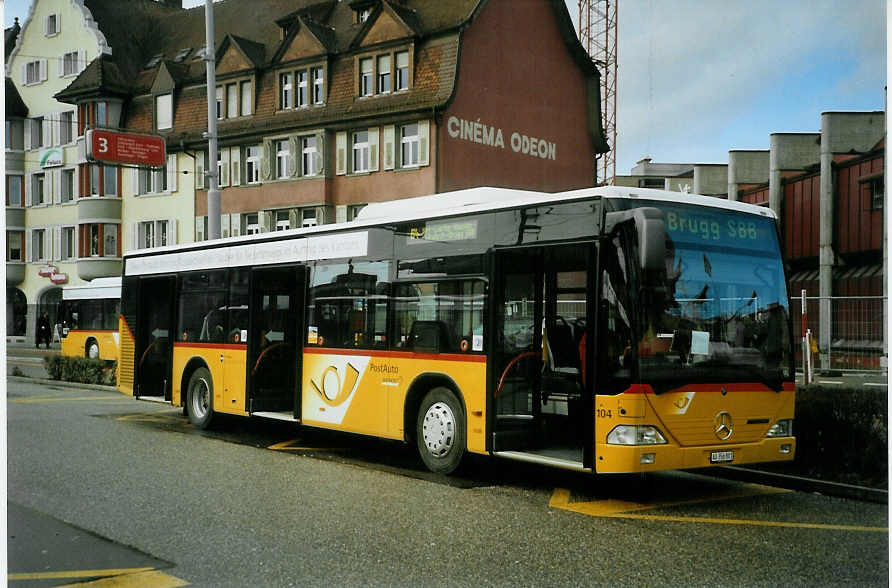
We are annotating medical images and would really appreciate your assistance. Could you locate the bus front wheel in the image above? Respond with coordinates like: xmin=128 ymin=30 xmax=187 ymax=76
xmin=416 ymin=387 xmax=466 ymax=474
xmin=86 ymin=339 xmax=99 ymax=359
xmin=186 ymin=367 xmax=214 ymax=429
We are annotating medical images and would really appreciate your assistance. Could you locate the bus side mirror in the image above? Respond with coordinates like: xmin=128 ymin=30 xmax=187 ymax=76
xmin=604 ymin=207 xmax=666 ymax=272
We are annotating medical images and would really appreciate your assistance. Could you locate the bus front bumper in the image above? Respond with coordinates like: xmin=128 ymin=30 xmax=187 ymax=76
xmin=595 ymin=436 xmax=796 ymax=474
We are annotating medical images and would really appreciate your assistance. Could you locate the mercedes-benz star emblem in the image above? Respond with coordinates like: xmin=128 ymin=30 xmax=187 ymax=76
xmin=714 ymin=411 xmax=733 ymax=441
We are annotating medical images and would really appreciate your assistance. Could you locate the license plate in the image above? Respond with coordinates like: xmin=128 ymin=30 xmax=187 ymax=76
xmin=710 ymin=450 xmax=734 ymax=463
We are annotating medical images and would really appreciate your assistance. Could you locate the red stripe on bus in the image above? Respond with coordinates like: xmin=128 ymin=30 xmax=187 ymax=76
xmin=622 ymin=381 xmax=795 ymax=395
xmin=304 ymin=347 xmax=487 ymax=363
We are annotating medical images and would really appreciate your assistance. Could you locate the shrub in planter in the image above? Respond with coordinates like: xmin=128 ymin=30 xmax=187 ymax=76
xmin=43 ymin=356 xmax=117 ymax=386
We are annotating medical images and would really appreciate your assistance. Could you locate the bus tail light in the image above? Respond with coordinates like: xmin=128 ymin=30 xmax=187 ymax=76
xmin=766 ymin=419 xmax=793 ymax=437
xmin=607 ymin=425 xmax=667 ymax=445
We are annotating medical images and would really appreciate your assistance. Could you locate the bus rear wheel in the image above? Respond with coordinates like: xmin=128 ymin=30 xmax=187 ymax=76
xmin=86 ymin=339 xmax=99 ymax=359
xmin=186 ymin=367 xmax=214 ymax=429
xmin=416 ymin=387 xmax=465 ymax=474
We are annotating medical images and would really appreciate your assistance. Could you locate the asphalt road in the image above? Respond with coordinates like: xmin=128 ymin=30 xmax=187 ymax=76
xmin=7 ymin=378 xmax=889 ymax=586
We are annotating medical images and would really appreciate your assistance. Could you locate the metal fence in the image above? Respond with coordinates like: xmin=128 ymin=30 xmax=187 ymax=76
xmin=792 ymin=295 xmax=886 ymax=375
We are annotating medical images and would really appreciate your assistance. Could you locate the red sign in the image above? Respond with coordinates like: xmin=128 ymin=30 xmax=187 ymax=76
xmin=86 ymin=129 xmax=166 ymax=167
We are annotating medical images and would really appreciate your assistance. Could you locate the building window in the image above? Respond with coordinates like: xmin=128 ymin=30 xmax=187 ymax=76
xmin=216 ymin=86 xmax=224 ymax=120
xmin=280 ymin=73 xmax=293 ymax=109
xmin=45 ymin=14 xmax=59 ymax=36
xmin=312 ymin=67 xmax=324 ymax=104
xmin=301 ymin=136 xmax=318 ymax=177
xmin=275 ymin=210 xmax=290 ymax=231
xmin=276 ymin=139 xmax=291 ymax=178
xmin=89 ymin=225 xmax=100 ymax=256
xmin=138 ymin=166 xmax=166 ymax=195
xmin=138 ymin=220 xmax=170 ymax=249
xmin=90 ymin=165 xmax=101 ymax=196
xmin=400 ymin=123 xmax=419 ymax=168
xmin=240 ymin=81 xmax=252 ymax=116
xmin=59 ymin=111 xmax=73 ymax=144
xmin=24 ymin=60 xmax=44 ymax=85
xmin=103 ymin=165 xmax=117 ymax=196
xmin=61 ymin=51 xmax=80 ymax=76
xmin=8 ymin=231 xmax=24 ymax=261
xmin=6 ymin=119 xmax=24 ymax=150
xmin=346 ymin=204 xmax=366 ymax=221
xmin=156 ymin=93 xmax=172 ymax=130
xmin=395 ymin=51 xmax=409 ymax=91
xmin=297 ymin=70 xmax=308 ymax=107
xmin=104 ymin=224 xmax=117 ymax=257
xmin=94 ymin=102 xmax=108 ymax=127
xmin=31 ymin=173 xmax=46 ymax=205
xmin=33 ymin=229 xmax=46 ymax=261
xmin=226 ymin=83 xmax=238 ymax=118
xmin=352 ymin=131 xmax=369 ymax=173
xmin=356 ymin=7 xmax=371 ymax=23
xmin=359 ymin=58 xmax=373 ymax=97
xmin=61 ymin=169 xmax=75 ymax=202
xmin=245 ymin=145 xmax=260 ymax=184
xmin=31 ymin=117 xmax=44 ymax=148
xmin=7 ymin=175 xmax=23 ymax=206
xmin=61 ymin=227 xmax=75 ymax=260
xmin=301 ymin=208 xmax=317 ymax=227
xmin=377 ymin=55 xmax=390 ymax=94
xmin=245 ymin=213 xmax=260 ymax=235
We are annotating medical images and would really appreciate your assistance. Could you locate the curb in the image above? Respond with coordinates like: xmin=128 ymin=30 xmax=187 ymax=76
xmin=8 ymin=375 xmax=119 ymax=393
xmin=710 ymin=465 xmax=887 ymax=504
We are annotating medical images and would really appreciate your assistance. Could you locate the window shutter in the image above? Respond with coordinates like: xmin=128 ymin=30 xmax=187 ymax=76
xmin=418 ymin=119 xmax=430 ymax=167
xmin=195 ymin=217 xmax=204 ymax=242
xmin=132 ymin=167 xmax=140 ymax=195
xmin=261 ymin=141 xmax=272 ymax=180
xmin=315 ymin=132 xmax=325 ymax=175
xmin=230 ymin=148 xmax=240 ymax=186
xmin=43 ymin=229 xmax=51 ymax=262
xmin=231 ymin=213 xmax=241 ymax=237
xmin=220 ymin=213 xmax=230 ymax=238
xmin=169 ymin=219 xmax=178 ymax=245
xmin=44 ymin=15 xmax=50 ymax=35
xmin=25 ymin=229 xmax=33 ymax=262
xmin=39 ymin=59 xmax=47 ymax=82
xmin=58 ymin=55 xmax=64 ymax=78
xmin=73 ymin=166 xmax=79 ymax=199
xmin=383 ymin=126 xmax=395 ymax=170
xmin=368 ymin=127 xmax=379 ymax=172
xmin=261 ymin=211 xmax=272 ymax=233
xmin=56 ymin=13 xmax=61 ymax=33
xmin=131 ymin=223 xmax=139 ymax=251
xmin=167 ymin=154 xmax=178 ymax=192
xmin=336 ymin=132 xmax=346 ymax=175
xmin=53 ymin=226 xmax=62 ymax=261
xmin=289 ymin=209 xmax=299 ymax=229
xmin=23 ymin=119 xmax=31 ymax=150
xmin=21 ymin=63 xmax=27 ymax=86
xmin=25 ymin=174 xmax=32 ymax=207
xmin=42 ymin=117 xmax=51 ymax=148
xmin=77 ymin=49 xmax=86 ymax=74
xmin=288 ymin=137 xmax=298 ymax=178
xmin=53 ymin=169 xmax=62 ymax=204
xmin=195 ymin=151 xmax=205 ymax=189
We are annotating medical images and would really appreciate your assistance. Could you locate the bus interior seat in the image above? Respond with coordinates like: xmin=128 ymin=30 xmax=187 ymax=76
xmin=408 ymin=320 xmax=453 ymax=353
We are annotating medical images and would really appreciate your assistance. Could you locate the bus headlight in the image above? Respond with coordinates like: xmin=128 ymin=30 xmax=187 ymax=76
xmin=607 ymin=425 xmax=667 ymax=445
xmin=766 ymin=419 xmax=793 ymax=437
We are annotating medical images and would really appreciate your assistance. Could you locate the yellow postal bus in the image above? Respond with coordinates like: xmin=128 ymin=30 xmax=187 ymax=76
xmin=118 ymin=186 xmax=795 ymax=474
xmin=58 ymin=277 xmax=121 ymax=360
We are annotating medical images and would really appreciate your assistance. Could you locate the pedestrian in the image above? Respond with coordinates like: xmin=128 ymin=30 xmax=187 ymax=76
xmin=36 ymin=311 xmax=51 ymax=349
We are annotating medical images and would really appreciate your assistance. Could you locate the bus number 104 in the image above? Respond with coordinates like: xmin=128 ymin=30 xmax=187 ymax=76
xmin=596 ymin=408 xmax=612 ymax=418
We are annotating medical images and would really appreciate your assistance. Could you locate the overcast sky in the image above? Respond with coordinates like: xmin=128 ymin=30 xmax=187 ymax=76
xmin=4 ymin=0 xmax=885 ymax=175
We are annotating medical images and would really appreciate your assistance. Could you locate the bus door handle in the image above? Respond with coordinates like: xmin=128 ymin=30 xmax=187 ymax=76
xmin=220 ymin=354 xmax=224 ymax=363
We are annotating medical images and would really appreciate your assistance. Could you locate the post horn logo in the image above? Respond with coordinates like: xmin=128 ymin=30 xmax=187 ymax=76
xmin=310 ymin=362 xmax=360 ymax=407
xmin=713 ymin=411 xmax=734 ymax=441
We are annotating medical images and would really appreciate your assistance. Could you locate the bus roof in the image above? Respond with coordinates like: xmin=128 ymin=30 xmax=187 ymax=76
xmin=62 ymin=277 xmax=121 ymax=300
xmin=123 ymin=186 xmax=775 ymax=262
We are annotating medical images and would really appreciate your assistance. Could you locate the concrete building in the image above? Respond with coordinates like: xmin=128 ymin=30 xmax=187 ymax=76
xmin=6 ymin=0 xmax=608 ymax=345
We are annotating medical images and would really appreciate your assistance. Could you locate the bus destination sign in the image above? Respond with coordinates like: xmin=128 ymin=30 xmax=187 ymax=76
xmin=408 ymin=219 xmax=478 ymax=243
xmin=86 ymin=129 xmax=166 ymax=167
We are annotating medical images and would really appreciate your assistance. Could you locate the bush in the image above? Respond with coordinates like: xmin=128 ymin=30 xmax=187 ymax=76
xmin=784 ymin=385 xmax=887 ymax=488
xmin=44 ymin=356 xmax=116 ymax=386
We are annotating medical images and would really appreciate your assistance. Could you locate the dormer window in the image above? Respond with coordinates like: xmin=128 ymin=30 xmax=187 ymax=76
xmin=174 ymin=48 xmax=192 ymax=62
xmin=357 ymin=8 xmax=371 ymax=23
xmin=278 ymin=65 xmax=325 ymax=111
xmin=357 ymin=48 xmax=411 ymax=98
xmin=145 ymin=54 xmax=164 ymax=69
xmin=193 ymin=47 xmax=209 ymax=61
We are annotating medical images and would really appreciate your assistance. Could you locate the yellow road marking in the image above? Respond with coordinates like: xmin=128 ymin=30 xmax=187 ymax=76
xmin=61 ymin=569 xmax=189 ymax=587
xmin=549 ymin=487 xmax=888 ymax=532
xmin=268 ymin=439 xmax=343 ymax=452
xmin=9 ymin=567 xmax=155 ymax=580
xmin=11 ymin=396 xmax=129 ymax=404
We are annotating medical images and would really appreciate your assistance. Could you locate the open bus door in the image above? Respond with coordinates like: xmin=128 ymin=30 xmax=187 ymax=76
xmin=490 ymin=244 xmax=594 ymax=469
xmin=248 ymin=265 xmax=307 ymax=417
xmin=135 ymin=276 xmax=176 ymax=401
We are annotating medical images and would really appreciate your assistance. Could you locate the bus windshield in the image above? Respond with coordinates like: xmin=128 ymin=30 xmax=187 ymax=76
xmin=632 ymin=201 xmax=792 ymax=392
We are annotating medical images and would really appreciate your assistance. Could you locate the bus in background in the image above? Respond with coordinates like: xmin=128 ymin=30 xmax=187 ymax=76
xmin=58 ymin=277 xmax=121 ymax=360
xmin=117 ymin=186 xmax=795 ymax=474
